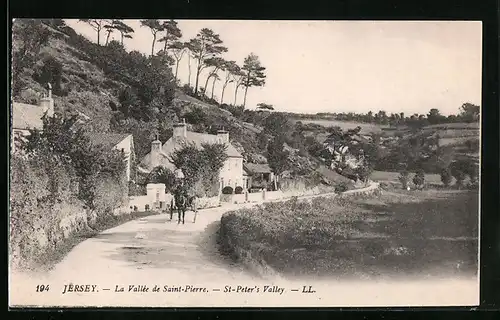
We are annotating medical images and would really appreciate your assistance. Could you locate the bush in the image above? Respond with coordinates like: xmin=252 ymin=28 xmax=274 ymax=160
xmin=440 ymin=167 xmax=453 ymax=187
xmin=222 ymin=186 xmax=234 ymax=195
xmin=398 ymin=170 xmax=410 ymax=189
xmin=465 ymin=139 xmax=480 ymax=153
xmin=335 ymin=182 xmax=349 ymax=194
xmin=412 ymin=169 xmax=425 ymax=189
xmin=235 ymin=186 xmax=243 ymax=194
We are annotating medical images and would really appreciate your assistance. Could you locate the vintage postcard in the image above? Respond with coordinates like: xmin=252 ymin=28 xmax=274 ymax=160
xmin=9 ymin=19 xmax=481 ymax=308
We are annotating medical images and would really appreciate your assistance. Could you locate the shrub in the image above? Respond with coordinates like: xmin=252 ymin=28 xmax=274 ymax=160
xmin=465 ymin=139 xmax=480 ymax=153
xmin=222 ymin=186 xmax=234 ymax=195
xmin=412 ymin=169 xmax=425 ymax=189
xmin=451 ymin=159 xmax=474 ymax=188
xmin=145 ymin=204 xmax=150 ymax=211
xmin=451 ymin=168 xmax=466 ymax=188
xmin=398 ymin=170 xmax=410 ymax=189
xmin=335 ymin=182 xmax=349 ymax=194
xmin=235 ymin=186 xmax=243 ymax=194
xmin=440 ymin=167 xmax=453 ymax=187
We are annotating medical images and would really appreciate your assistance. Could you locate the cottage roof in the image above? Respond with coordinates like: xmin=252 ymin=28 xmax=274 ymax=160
xmin=139 ymin=130 xmax=243 ymax=172
xmin=86 ymin=132 xmax=131 ymax=149
xmin=176 ymin=131 xmax=243 ymax=158
xmin=12 ymin=102 xmax=45 ymax=130
xmin=243 ymin=163 xmax=273 ymax=174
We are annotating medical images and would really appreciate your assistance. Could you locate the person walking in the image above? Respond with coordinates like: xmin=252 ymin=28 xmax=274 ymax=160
xmin=191 ymin=195 xmax=199 ymax=223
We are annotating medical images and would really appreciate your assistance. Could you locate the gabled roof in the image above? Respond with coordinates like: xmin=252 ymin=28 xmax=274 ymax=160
xmin=139 ymin=130 xmax=243 ymax=172
xmin=12 ymin=102 xmax=46 ymax=130
xmin=86 ymin=132 xmax=131 ymax=149
xmin=243 ymin=163 xmax=273 ymax=174
xmin=177 ymin=131 xmax=242 ymax=158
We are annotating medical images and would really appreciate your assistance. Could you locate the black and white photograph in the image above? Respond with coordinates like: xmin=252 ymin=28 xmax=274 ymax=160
xmin=9 ymin=19 xmax=481 ymax=307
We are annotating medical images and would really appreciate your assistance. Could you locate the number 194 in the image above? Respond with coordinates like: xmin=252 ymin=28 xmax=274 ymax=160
xmin=36 ymin=285 xmax=49 ymax=292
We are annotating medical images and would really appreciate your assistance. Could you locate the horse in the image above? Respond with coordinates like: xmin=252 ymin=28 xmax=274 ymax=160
xmin=174 ymin=192 xmax=188 ymax=224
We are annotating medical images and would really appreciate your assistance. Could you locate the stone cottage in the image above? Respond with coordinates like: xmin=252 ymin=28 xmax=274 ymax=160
xmin=243 ymin=163 xmax=276 ymax=190
xmin=138 ymin=119 xmax=246 ymax=191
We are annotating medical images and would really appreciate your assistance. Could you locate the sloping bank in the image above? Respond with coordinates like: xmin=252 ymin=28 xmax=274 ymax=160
xmin=218 ymin=183 xmax=381 ymax=279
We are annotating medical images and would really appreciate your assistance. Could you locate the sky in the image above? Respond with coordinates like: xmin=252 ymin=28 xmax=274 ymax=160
xmin=65 ymin=20 xmax=482 ymax=116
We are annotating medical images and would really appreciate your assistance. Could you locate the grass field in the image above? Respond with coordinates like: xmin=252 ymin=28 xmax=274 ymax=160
xmin=292 ymin=119 xmax=387 ymax=134
xmin=220 ymin=189 xmax=479 ymax=280
xmin=371 ymin=170 xmax=442 ymax=185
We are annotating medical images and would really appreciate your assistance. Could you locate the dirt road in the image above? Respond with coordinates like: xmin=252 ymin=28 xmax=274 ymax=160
xmin=10 ymin=193 xmax=478 ymax=308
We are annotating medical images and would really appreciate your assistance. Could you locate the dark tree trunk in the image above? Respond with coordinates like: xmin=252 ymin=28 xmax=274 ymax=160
xmin=163 ymin=33 xmax=169 ymax=52
xmin=195 ymin=61 xmax=202 ymax=94
xmin=151 ymin=33 xmax=156 ymax=57
xmin=243 ymin=86 xmax=249 ymax=107
xmin=203 ymin=74 xmax=212 ymax=96
xmin=221 ymin=81 xmax=229 ymax=104
xmin=120 ymin=32 xmax=124 ymax=45
xmin=105 ymin=31 xmax=111 ymax=46
xmin=234 ymin=86 xmax=239 ymax=106
xmin=97 ymin=30 xmax=101 ymax=45
xmin=187 ymin=55 xmax=192 ymax=87
xmin=211 ymin=77 xmax=217 ymax=100
xmin=174 ymin=60 xmax=180 ymax=83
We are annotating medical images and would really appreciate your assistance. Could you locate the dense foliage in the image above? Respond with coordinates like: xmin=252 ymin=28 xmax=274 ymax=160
xmin=169 ymin=141 xmax=228 ymax=197
xmin=11 ymin=113 xmax=127 ymax=268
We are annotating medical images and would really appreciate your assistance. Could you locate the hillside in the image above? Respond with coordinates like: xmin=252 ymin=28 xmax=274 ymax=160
xmin=12 ymin=20 xmax=351 ymax=188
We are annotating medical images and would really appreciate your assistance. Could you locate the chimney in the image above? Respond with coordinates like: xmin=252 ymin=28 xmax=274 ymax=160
xmin=150 ymin=135 xmax=162 ymax=168
xmin=40 ymin=83 xmax=54 ymax=117
xmin=173 ymin=118 xmax=187 ymax=142
xmin=217 ymin=127 xmax=229 ymax=144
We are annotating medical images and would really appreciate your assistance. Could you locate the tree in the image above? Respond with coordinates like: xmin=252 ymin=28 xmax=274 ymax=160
xmin=465 ymin=139 xmax=480 ymax=153
xmin=111 ymin=20 xmax=135 ymax=45
xmin=242 ymin=53 xmax=266 ymax=107
xmin=427 ymin=108 xmax=445 ymax=125
xmin=210 ymin=73 xmax=221 ymax=100
xmin=147 ymin=166 xmax=176 ymax=191
xmin=12 ymin=19 xmax=50 ymax=95
xmin=263 ymin=112 xmax=290 ymax=137
xmin=20 ymin=113 xmax=126 ymax=210
xmin=33 ymin=56 xmax=63 ymax=96
xmin=158 ymin=20 xmax=182 ymax=53
xmin=169 ymin=41 xmax=187 ymax=83
xmin=219 ymin=60 xmax=238 ymax=104
xmin=186 ymin=28 xmax=228 ymax=95
xmin=450 ymin=161 xmax=467 ymax=188
xmin=140 ymin=19 xmax=164 ymax=57
xmin=203 ymin=57 xmax=225 ymax=96
xmin=398 ymin=170 xmax=410 ymax=189
xmin=79 ymin=19 xmax=110 ymax=45
xmin=412 ymin=169 xmax=425 ymax=189
xmin=231 ymin=65 xmax=246 ymax=105
xmin=168 ymin=142 xmax=228 ymax=196
xmin=440 ymin=167 xmax=453 ymax=187
xmin=459 ymin=103 xmax=480 ymax=122
xmin=257 ymin=103 xmax=274 ymax=111
xmin=103 ymin=23 xmax=115 ymax=46
xmin=266 ymin=135 xmax=290 ymax=177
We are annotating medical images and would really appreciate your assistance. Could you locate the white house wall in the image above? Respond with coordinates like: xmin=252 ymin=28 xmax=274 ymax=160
xmin=220 ymin=157 xmax=244 ymax=189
